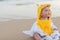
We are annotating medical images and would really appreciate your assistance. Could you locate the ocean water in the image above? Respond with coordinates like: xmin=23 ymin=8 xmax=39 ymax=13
xmin=0 ymin=1 xmax=60 ymax=21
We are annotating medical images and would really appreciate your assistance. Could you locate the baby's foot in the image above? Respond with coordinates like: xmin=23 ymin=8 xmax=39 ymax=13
xmin=33 ymin=32 xmax=43 ymax=40
xmin=22 ymin=30 xmax=32 ymax=36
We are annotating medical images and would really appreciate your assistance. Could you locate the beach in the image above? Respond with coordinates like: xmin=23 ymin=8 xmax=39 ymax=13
xmin=0 ymin=1 xmax=60 ymax=40
xmin=0 ymin=17 xmax=60 ymax=40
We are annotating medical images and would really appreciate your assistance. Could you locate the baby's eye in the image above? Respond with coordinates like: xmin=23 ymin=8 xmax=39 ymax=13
xmin=45 ymin=9 xmax=48 ymax=12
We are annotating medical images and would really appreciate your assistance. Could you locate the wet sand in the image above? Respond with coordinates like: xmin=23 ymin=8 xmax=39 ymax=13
xmin=0 ymin=17 xmax=60 ymax=40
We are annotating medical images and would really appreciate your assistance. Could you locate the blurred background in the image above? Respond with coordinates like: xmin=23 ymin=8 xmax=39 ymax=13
xmin=0 ymin=0 xmax=60 ymax=21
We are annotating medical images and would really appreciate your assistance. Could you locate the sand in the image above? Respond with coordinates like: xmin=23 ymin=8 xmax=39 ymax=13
xmin=0 ymin=17 xmax=60 ymax=40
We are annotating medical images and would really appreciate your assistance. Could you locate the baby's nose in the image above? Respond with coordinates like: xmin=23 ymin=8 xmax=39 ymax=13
xmin=45 ymin=13 xmax=48 ymax=15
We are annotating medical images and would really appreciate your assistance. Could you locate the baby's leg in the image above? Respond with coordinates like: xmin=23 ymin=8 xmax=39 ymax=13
xmin=33 ymin=32 xmax=43 ymax=40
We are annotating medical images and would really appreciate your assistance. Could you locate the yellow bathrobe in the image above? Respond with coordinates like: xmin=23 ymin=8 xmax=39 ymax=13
xmin=36 ymin=4 xmax=53 ymax=35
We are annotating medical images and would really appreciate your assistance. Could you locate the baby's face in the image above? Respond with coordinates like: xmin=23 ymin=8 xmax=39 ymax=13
xmin=41 ymin=7 xmax=51 ymax=18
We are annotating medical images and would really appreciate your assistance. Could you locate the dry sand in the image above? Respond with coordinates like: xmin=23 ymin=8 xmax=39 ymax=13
xmin=0 ymin=17 xmax=60 ymax=40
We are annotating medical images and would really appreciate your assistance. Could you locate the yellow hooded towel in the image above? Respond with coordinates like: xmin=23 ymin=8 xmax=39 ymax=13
xmin=36 ymin=4 xmax=53 ymax=35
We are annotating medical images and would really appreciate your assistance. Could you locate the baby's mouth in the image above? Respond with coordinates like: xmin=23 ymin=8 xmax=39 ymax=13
xmin=47 ymin=16 xmax=50 ymax=19
xmin=47 ymin=15 xmax=50 ymax=19
xmin=48 ymin=17 xmax=49 ymax=19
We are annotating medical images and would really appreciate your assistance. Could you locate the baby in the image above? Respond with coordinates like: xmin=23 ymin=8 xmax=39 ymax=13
xmin=23 ymin=4 xmax=60 ymax=40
